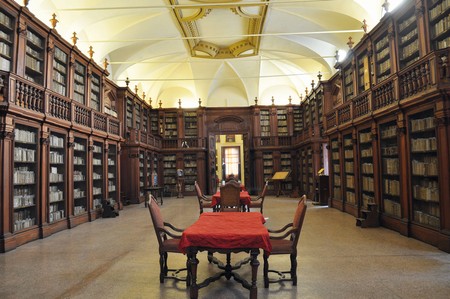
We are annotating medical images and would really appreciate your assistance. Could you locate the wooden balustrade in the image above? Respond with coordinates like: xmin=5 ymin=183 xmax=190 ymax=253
xmin=372 ymin=79 xmax=395 ymax=111
xmin=337 ymin=102 xmax=351 ymax=125
xmin=399 ymin=58 xmax=431 ymax=99
xmin=93 ymin=111 xmax=107 ymax=132
xmin=73 ymin=102 xmax=91 ymax=127
xmin=352 ymin=92 xmax=371 ymax=119
xmin=48 ymin=92 xmax=71 ymax=121
xmin=326 ymin=111 xmax=337 ymax=130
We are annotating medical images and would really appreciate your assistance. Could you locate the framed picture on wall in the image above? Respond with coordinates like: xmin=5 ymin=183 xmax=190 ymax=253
xmin=226 ymin=135 xmax=235 ymax=142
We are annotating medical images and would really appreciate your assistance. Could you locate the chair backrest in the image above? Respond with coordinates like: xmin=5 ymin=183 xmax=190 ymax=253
xmin=260 ymin=180 xmax=269 ymax=198
xmin=148 ymin=194 xmax=166 ymax=248
xmin=219 ymin=181 xmax=241 ymax=212
xmin=291 ymin=197 xmax=307 ymax=248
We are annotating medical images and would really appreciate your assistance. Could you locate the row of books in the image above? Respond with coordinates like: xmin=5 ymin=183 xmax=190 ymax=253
xmin=25 ymin=55 xmax=43 ymax=73
xmin=0 ymin=11 xmax=12 ymax=28
xmin=74 ymin=206 xmax=86 ymax=216
xmin=93 ymin=187 xmax=102 ymax=195
xmin=49 ymin=209 xmax=64 ymax=223
xmin=14 ymin=147 xmax=35 ymax=163
xmin=362 ymin=176 xmax=374 ymax=192
xmin=412 ymin=156 xmax=438 ymax=176
xmin=73 ymin=188 xmax=86 ymax=199
xmin=412 ymin=180 xmax=439 ymax=202
xmin=411 ymin=116 xmax=434 ymax=132
xmin=93 ymin=172 xmax=102 ymax=180
xmin=383 ymin=179 xmax=400 ymax=196
xmin=14 ymin=215 xmax=35 ymax=232
xmin=429 ymin=0 xmax=450 ymax=21
xmin=384 ymin=199 xmax=401 ymax=217
xmin=381 ymin=125 xmax=397 ymax=139
xmin=381 ymin=145 xmax=398 ymax=156
xmin=400 ymin=39 xmax=419 ymax=60
xmin=50 ymin=151 xmax=64 ymax=164
xmin=398 ymin=13 xmax=416 ymax=32
xmin=414 ymin=210 xmax=439 ymax=227
xmin=361 ymin=162 xmax=373 ymax=174
xmin=14 ymin=168 xmax=35 ymax=184
xmin=399 ymin=27 xmax=418 ymax=45
xmin=375 ymin=35 xmax=389 ymax=52
xmin=49 ymin=187 xmax=64 ymax=203
xmin=15 ymin=128 xmax=37 ymax=143
xmin=346 ymin=191 xmax=356 ymax=204
xmin=382 ymin=158 xmax=399 ymax=175
xmin=361 ymin=147 xmax=373 ymax=158
xmin=411 ymin=137 xmax=437 ymax=152
xmin=49 ymin=172 xmax=63 ymax=183
xmin=13 ymin=194 xmax=35 ymax=209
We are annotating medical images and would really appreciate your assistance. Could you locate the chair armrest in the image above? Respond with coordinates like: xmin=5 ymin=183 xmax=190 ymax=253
xmin=164 ymin=221 xmax=184 ymax=233
xmin=157 ymin=226 xmax=183 ymax=239
xmin=269 ymin=228 xmax=296 ymax=240
xmin=201 ymin=195 xmax=212 ymax=202
xmin=267 ymin=222 xmax=293 ymax=234
xmin=251 ymin=195 xmax=262 ymax=202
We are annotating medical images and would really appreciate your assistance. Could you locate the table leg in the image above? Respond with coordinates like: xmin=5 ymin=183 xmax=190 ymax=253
xmin=250 ymin=249 xmax=260 ymax=299
xmin=187 ymin=248 xmax=199 ymax=299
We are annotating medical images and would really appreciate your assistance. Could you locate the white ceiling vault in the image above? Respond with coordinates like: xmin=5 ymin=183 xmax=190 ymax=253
xmin=21 ymin=0 xmax=405 ymax=108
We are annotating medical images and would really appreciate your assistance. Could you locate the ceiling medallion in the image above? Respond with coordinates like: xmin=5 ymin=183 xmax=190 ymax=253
xmin=169 ymin=0 xmax=269 ymax=59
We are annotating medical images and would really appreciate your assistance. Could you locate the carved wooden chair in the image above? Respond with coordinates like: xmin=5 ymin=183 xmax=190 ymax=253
xmin=249 ymin=180 xmax=269 ymax=213
xmin=263 ymin=195 xmax=307 ymax=288
xmin=147 ymin=194 xmax=189 ymax=286
xmin=219 ymin=181 xmax=241 ymax=212
xmin=194 ymin=181 xmax=216 ymax=213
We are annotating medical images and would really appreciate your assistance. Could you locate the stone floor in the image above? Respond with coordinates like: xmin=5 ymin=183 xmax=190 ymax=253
xmin=1 ymin=196 xmax=450 ymax=299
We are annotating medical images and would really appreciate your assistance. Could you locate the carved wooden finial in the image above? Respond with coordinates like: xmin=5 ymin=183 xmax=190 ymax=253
xmin=125 ymin=77 xmax=130 ymax=87
xmin=300 ymin=94 xmax=303 ymax=102
xmin=254 ymin=96 xmax=258 ymax=106
xmin=311 ymin=80 xmax=315 ymax=89
xmin=198 ymin=98 xmax=202 ymax=107
xmin=271 ymin=96 xmax=275 ymax=106
xmin=23 ymin=0 xmax=29 ymax=7
xmin=362 ymin=19 xmax=368 ymax=34
xmin=317 ymin=71 xmax=322 ymax=81
xmin=134 ymin=85 xmax=138 ymax=94
xmin=178 ymin=99 xmax=182 ymax=109
xmin=288 ymin=96 xmax=292 ymax=105
xmin=305 ymin=87 xmax=309 ymax=95
xmin=49 ymin=13 xmax=58 ymax=29
xmin=71 ymin=32 xmax=78 ymax=46
xmin=347 ymin=36 xmax=354 ymax=49
xmin=159 ymin=100 xmax=162 ymax=108
xmin=149 ymin=97 xmax=152 ymax=108
xmin=103 ymin=58 xmax=109 ymax=70
xmin=142 ymin=92 xmax=146 ymax=100
xmin=88 ymin=46 xmax=94 ymax=59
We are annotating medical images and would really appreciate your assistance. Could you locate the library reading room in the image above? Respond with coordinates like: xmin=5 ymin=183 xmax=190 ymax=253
xmin=1 ymin=0 xmax=450 ymax=298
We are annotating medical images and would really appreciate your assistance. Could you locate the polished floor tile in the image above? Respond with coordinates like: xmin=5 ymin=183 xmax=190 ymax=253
xmin=1 ymin=196 xmax=449 ymax=299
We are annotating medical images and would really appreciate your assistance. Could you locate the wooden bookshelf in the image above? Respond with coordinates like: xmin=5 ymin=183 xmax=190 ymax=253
xmin=409 ymin=110 xmax=439 ymax=228
xmin=343 ymin=133 xmax=356 ymax=205
xmin=48 ymin=132 xmax=66 ymax=223
xmin=0 ymin=9 xmax=14 ymax=71
xmin=374 ymin=33 xmax=391 ymax=83
xmin=51 ymin=47 xmax=68 ymax=96
xmin=92 ymin=142 xmax=103 ymax=211
xmin=13 ymin=124 xmax=38 ymax=232
xmin=428 ymin=0 xmax=450 ymax=50
xmin=379 ymin=121 xmax=401 ymax=218
xmin=90 ymin=73 xmax=101 ymax=111
xmin=25 ymin=29 xmax=45 ymax=84
xmin=73 ymin=61 xmax=86 ymax=104
xmin=73 ymin=137 xmax=88 ymax=212
xmin=358 ymin=128 xmax=374 ymax=208
xmin=397 ymin=8 xmax=420 ymax=69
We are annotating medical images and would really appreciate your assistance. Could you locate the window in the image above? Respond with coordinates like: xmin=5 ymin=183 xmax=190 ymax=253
xmin=223 ymin=146 xmax=240 ymax=179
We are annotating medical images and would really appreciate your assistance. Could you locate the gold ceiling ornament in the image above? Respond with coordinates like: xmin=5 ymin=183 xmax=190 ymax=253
xmin=23 ymin=0 xmax=29 ymax=7
xmin=178 ymin=99 xmax=182 ymax=109
xmin=49 ymin=13 xmax=58 ymax=29
xmin=149 ymin=97 xmax=152 ymax=108
xmin=362 ymin=19 xmax=368 ymax=34
xmin=254 ymin=96 xmax=258 ymax=106
xmin=288 ymin=96 xmax=292 ymax=105
xmin=125 ymin=77 xmax=130 ymax=87
xmin=305 ymin=87 xmax=309 ymax=95
xmin=271 ymin=96 xmax=275 ymax=106
xmin=103 ymin=58 xmax=109 ymax=70
xmin=142 ymin=92 xmax=146 ymax=100
xmin=159 ymin=100 xmax=162 ymax=108
xmin=71 ymin=32 xmax=78 ymax=46
xmin=88 ymin=46 xmax=94 ymax=59
xmin=198 ymin=98 xmax=202 ymax=107
xmin=134 ymin=85 xmax=138 ymax=94
xmin=169 ymin=0 xmax=268 ymax=59
xmin=347 ymin=36 xmax=354 ymax=49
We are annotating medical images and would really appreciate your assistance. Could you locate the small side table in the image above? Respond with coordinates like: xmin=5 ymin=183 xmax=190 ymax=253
xmin=144 ymin=186 xmax=164 ymax=206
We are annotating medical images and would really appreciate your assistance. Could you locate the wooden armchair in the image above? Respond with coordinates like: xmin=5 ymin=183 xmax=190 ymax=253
xmin=263 ymin=195 xmax=307 ymax=288
xmin=147 ymin=194 xmax=189 ymax=285
xmin=219 ymin=181 xmax=241 ymax=212
xmin=249 ymin=180 xmax=269 ymax=213
xmin=194 ymin=181 xmax=216 ymax=213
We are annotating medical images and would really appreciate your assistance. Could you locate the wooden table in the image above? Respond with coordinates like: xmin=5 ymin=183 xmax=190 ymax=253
xmin=179 ymin=212 xmax=271 ymax=299
xmin=144 ymin=186 xmax=163 ymax=206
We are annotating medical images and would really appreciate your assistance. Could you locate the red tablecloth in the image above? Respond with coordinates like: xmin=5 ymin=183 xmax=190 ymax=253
xmin=211 ymin=191 xmax=251 ymax=207
xmin=179 ymin=212 xmax=271 ymax=254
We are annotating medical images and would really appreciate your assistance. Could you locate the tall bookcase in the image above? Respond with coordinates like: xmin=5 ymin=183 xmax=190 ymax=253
xmin=262 ymin=152 xmax=274 ymax=191
xmin=331 ymin=138 xmax=341 ymax=201
xmin=135 ymin=103 xmax=141 ymax=131
xmin=73 ymin=61 xmax=86 ymax=104
xmin=184 ymin=153 xmax=197 ymax=193
xmin=25 ymin=29 xmax=45 ymax=84
xmin=150 ymin=110 xmax=159 ymax=135
xmin=343 ymin=65 xmax=354 ymax=101
xmin=277 ymin=109 xmax=288 ymax=136
xmin=163 ymin=112 xmax=177 ymax=138
xmin=293 ymin=106 xmax=303 ymax=134
xmin=92 ymin=142 xmax=103 ymax=212
xmin=306 ymin=147 xmax=314 ymax=194
xmin=107 ymin=144 xmax=118 ymax=206
xmin=357 ymin=51 xmax=370 ymax=93
xmin=428 ymin=0 xmax=450 ymax=50
xmin=409 ymin=110 xmax=439 ymax=228
xmin=52 ymin=47 xmax=68 ymax=96
xmin=379 ymin=121 xmax=401 ymax=217
xmin=260 ymin=109 xmax=270 ymax=136
xmin=343 ymin=134 xmax=356 ymax=205
xmin=126 ymin=98 xmax=133 ymax=128
xmin=374 ymin=33 xmax=391 ymax=83
xmin=0 ymin=9 xmax=14 ymax=71
xmin=13 ymin=124 xmax=38 ymax=232
xmin=90 ymin=73 xmax=101 ymax=111
xmin=73 ymin=137 xmax=88 ymax=212
xmin=163 ymin=154 xmax=177 ymax=196
xmin=139 ymin=151 xmax=145 ymax=198
xmin=358 ymin=129 xmax=374 ymax=208
xmin=48 ymin=132 xmax=66 ymax=223
xmin=397 ymin=8 xmax=419 ymax=69
xmin=184 ymin=111 xmax=198 ymax=137
xmin=300 ymin=148 xmax=308 ymax=193
xmin=280 ymin=152 xmax=292 ymax=191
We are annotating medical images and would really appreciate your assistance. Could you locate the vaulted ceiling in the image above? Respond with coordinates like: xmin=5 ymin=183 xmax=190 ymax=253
xmin=22 ymin=0 xmax=405 ymax=108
